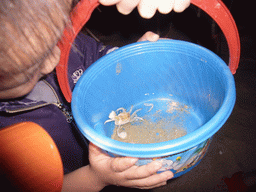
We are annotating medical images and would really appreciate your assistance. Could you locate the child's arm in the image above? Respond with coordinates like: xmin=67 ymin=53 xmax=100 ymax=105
xmin=99 ymin=0 xmax=190 ymax=19
xmin=62 ymin=143 xmax=173 ymax=191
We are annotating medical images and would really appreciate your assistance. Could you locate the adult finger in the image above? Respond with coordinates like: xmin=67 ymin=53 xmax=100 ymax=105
xmin=137 ymin=31 xmax=159 ymax=42
xmin=157 ymin=0 xmax=175 ymax=14
xmin=173 ymin=0 xmax=190 ymax=13
xmin=116 ymin=0 xmax=141 ymax=15
xmin=99 ymin=0 xmax=121 ymax=6
xmin=137 ymin=0 xmax=158 ymax=19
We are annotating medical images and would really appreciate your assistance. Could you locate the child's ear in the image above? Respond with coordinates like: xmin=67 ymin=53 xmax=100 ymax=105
xmin=40 ymin=47 xmax=61 ymax=75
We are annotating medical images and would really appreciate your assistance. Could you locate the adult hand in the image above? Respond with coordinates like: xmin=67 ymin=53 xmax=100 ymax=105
xmin=89 ymin=143 xmax=173 ymax=189
xmin=99 ymin=0 xmax=190 ymax=19
xmin=137 ymin=31 xmax=160 ymax=42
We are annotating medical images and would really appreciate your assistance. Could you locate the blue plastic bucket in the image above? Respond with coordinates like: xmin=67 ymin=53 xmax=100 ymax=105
xmin=72 ymin=40 xmax=236 ymax=178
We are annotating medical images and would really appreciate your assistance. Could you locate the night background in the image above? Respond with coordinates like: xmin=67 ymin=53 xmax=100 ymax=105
xmin=84 ymin=1 xmax=256 ymax=191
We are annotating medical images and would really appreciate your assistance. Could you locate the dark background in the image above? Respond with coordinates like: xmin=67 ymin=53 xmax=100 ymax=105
xmin=85 ymin=0 xmax=255 ymax=71
xmin=83 ymin=1 xmax=256 ymax=191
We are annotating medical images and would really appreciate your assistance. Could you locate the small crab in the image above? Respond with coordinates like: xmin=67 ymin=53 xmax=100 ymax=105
xmin=104 ymin=106 xmax=143 ymax=139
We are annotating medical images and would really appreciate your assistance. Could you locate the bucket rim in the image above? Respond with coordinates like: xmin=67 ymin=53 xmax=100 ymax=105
xmin=72 ymin=39 xmax=236 ymax=158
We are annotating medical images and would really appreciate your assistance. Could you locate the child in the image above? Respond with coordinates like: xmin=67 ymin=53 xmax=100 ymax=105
xmin=0 ymin=0 xmax=190 ymax=191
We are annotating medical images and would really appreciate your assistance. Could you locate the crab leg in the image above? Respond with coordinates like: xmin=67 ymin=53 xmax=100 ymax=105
xmin=104 ymin=119 xmax=114 ymax=124
xmin=116 ymin=107 xmax=126 ymax=114
xmin=144 ymin=103 xmax=154 ymax=112
xmin=116 ymin=125 xmax=127 ymax=139
xmin=128 ymin=105 xmax=134 ymax=114
xmin=130 ymin=108 xmax=142 ymax=120
xmin=134 ymin=117 xmax=144 ymax=121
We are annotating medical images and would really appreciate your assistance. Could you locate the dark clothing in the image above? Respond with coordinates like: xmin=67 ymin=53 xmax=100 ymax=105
xmin=0 ymin=33 xmax=113 ymax=174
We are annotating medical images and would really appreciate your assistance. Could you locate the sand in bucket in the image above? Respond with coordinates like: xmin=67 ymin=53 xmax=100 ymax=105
xmin=111 ymin=100 xmax=189 ymax=144
xmin=72 ymin=40 xmax=236 ymax=179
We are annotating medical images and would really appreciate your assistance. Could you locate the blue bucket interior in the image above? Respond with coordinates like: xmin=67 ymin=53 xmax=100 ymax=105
xmin=72 ymin=39 xmax=236 ymax=158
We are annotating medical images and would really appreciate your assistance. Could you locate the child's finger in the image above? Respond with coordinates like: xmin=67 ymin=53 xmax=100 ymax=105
xmin=125 ymin=161 xmax=162 ymax=180
xmin=111 ymin=157 xmax=138 ymax=172
xmin=125 ymin=171 xmax=173 ymax=189
xmin=144 ymin=181 xmax=167 ymax=189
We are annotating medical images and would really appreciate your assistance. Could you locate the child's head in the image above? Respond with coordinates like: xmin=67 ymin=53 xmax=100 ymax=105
xmin=0 ymin=0 xmax=72 ymax=99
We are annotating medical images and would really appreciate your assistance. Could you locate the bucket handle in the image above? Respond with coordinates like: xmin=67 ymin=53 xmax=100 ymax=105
xmin=57 ymin=0 xmax=241 ymax=103
xmin=191 ymin=0 xmax=240 ymax=74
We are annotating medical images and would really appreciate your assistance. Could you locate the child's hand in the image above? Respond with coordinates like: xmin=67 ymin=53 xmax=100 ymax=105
xmin=89 ymin=143 xmax=173 ymax=189
xmin=99 ymin=0 xmax=190 ymax=19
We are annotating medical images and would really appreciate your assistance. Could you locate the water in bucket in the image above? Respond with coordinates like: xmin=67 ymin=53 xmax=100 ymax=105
xmin=109 ymin=99 xmax=192 ymax=144
xmin=72 ymin=40 xmax=236 ymax=177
